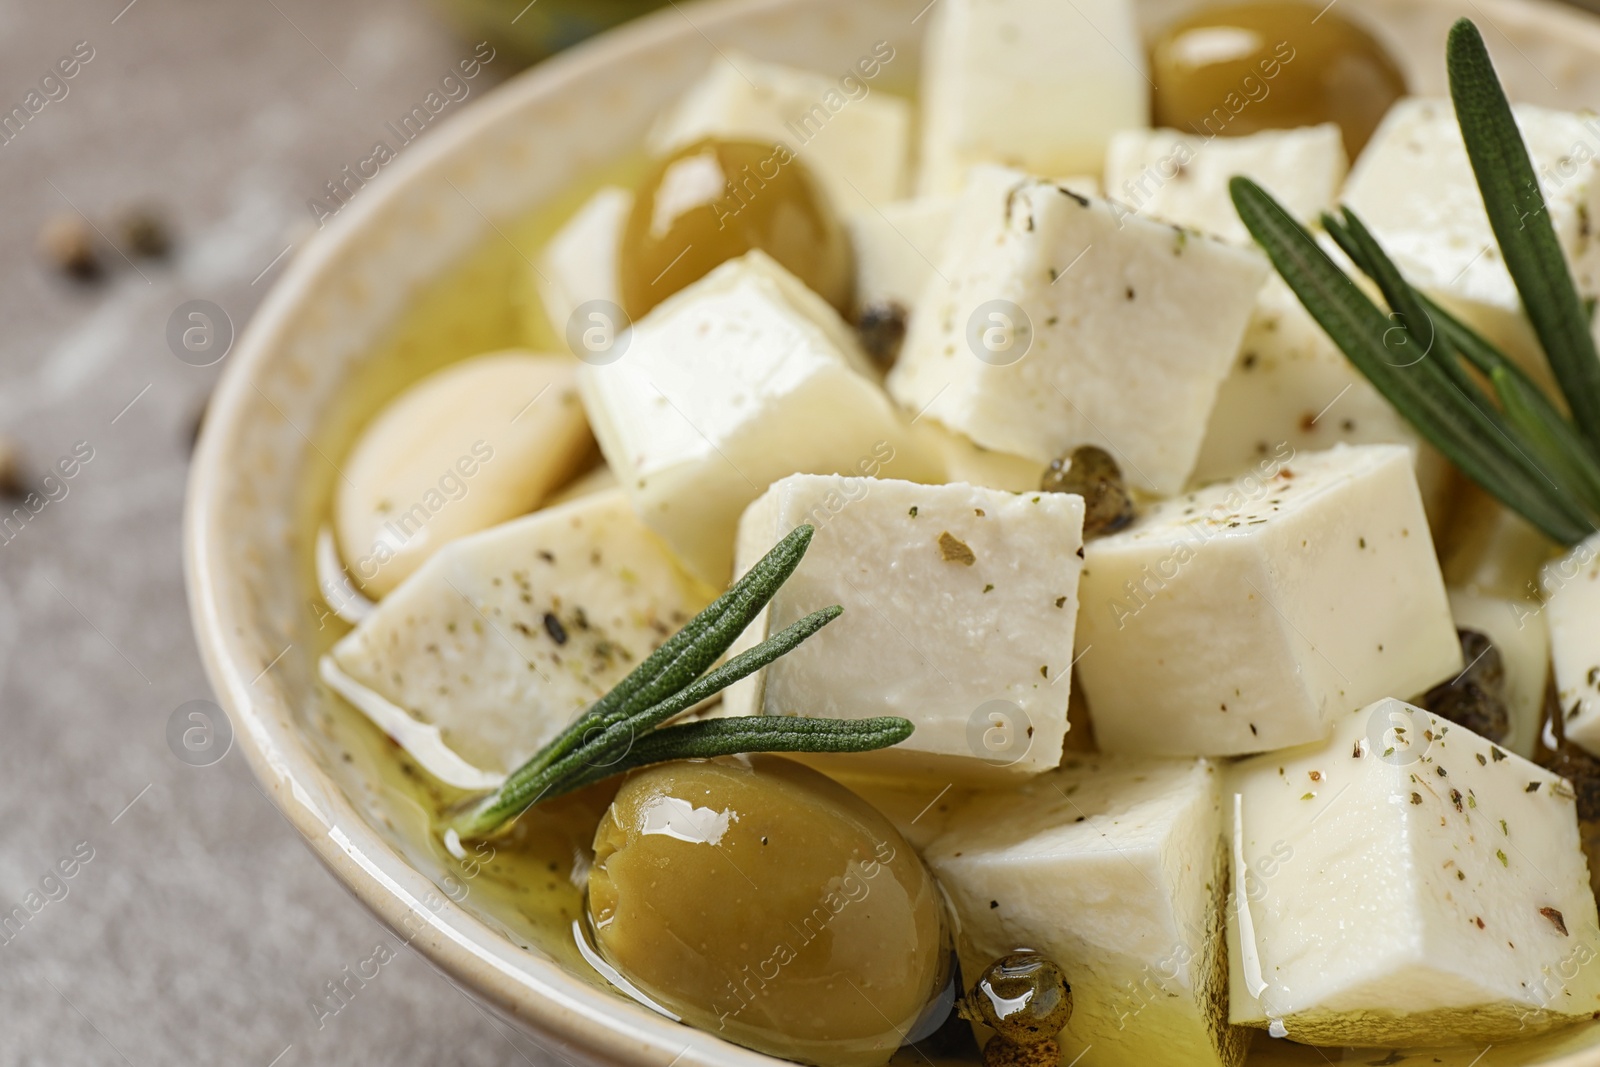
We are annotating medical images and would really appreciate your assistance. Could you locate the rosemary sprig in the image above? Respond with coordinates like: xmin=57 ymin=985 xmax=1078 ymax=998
xmin=444 ymin=524 xmax=913 ymax=840
xmin=1447 ymin=19 xmax=1600 ymax=452
xmin=1228 ymin=17 xmax=1600 ymax=547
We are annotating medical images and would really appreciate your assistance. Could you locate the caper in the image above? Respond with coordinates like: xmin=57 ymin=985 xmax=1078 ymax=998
xmin=1150 ymin=1 xmax=1407 ymax=158
xmin=1420 ymin=629 xmax=1510 ymax=743
xmin=1041 ymin=446 xmax=1134 ymax=536
xmin=959 ymin=952 xmax=1074 ymax=1046
xmin=856 ymin=300 xmax=908 ymax=369
xmin=1536 ymin=681 xmax=1600 ymax=900
xmin=619 ymin=138 xmax=854 ymax=319
xmin=588 ymin=756 xmax=948 ymax=1067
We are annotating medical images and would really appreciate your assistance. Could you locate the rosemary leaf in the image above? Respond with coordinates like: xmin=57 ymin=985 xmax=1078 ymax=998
xmin=1230 ymin=176 xmax=1593 ymax=544
xmin=514 ymin=523 xmax=818 ymax=780
xmin=1323 ymin=208 xmax=1507 ymax=432
xmin=550 ymin=716 xmax=916 ymax=799
xmin=448 ymin=605 xmax=844 ymax=838
xmin=1490 ymin=366 xmax=1600 ymax=517
xmin=1448 ymin=18 xmax=1600 ymax=453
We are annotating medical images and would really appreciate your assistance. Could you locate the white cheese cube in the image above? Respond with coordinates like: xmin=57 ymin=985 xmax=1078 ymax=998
xmin=1544 ymin=532 xmax=1600 ymax=758
xmin=1104 ymin=124 xmax=1347 ymax=245
xmin=536 ymin=185 xmax=630 ymax=337
xmin=926 ymin=757 xmax=1246 ymax=1067
xmin=918 ymin=423 xmax=1045 ymax=494
xmin=1077 ymin=444 xmax=1461 ymax=757
xmin=577 ymin=251 xmax=940 ymax=584
xmin=1448 ymin=587 xmax=1552 ymax=761
xmin=649 ymin=51 xmax=912 ymax=214
xmin=846 ymin=196 xmax=955 ymax=314
xmin=1190 ymin=275 xmax=1456 ymax=528
xmin=1443 ymin=483 xmax=1559 ymax=600
xmin=888 ymin=169 xmax=1268 ymax=494
xmin=1228 ymin=701 xmax=1600 ymax=1043
xmin=724 ymin=474 xmax=1085 ymax=781
xmin=1344 ymin=98 xmax=1600 ymax=375
xmin=917 ymin=0 xmax=1149 ymax=195
xmin=329 ymin=489 xmax=714 ymax=781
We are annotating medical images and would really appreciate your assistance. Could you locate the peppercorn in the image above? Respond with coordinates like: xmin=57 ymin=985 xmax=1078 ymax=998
xmin=118 ymin=206 xmax=173 ymax=259
xmin=38 ymin=214 xmax=100 ymax=280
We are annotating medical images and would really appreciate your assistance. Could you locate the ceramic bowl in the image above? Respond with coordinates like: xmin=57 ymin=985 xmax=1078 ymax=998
xmin=185 ymin=0 xmax=1600 ymax=1064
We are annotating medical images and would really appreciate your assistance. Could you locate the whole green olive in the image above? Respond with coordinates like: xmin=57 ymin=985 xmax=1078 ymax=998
xmin=588 ymin=756 xmax=947 ymax=1067
xmin=1150 ymin=1 xmax=1407 ymax=158
xmin=618 ymin=138 xmax=854 ymax=319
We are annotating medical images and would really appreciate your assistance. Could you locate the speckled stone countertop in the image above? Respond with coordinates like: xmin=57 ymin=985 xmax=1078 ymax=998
xmin=0 ymin=2 xmax=570 ymax=1062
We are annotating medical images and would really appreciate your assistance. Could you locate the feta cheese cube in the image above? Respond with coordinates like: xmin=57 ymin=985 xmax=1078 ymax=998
xmin=917 ymin=0 xmax=1149 ymax=194
xmin=723 ymin=474 xmax=1085 ymax=780
xmin=1544 ymin=532 xmax=1600 ymax=758
xmin=537 ymin=185 xmax=630 ymax=337
xmin=577 ymin=251 xmax=940 ymax=584
xmin=926 ymin=757 xmax=1246 ymax=1067
xmin=1443 ymin=483 xmax=1559 ymax=599
xmin=1344 ymin=98 xmax=1600 ymax=375
xmin=1077 ymin=444 xmax=1462 ymax=757
xmin=919 ymin=423 xmax=1045 ymax=494
xmin=1448 ymin=587 xmax=1551 ymax=760
xmin=1103 ymin=125 xmax=1348 ymax=245
xmin=329 ymin=489 xmax=714 ymax=781
xmin=888 ymin=169 xmax=1268 ymax=494
xmin=846 ymin=196 xmax=955 ymax=314
xmin=1228 ymin=701 xmax=1600 ymax=1043
xmin=1190 ymin=275 xmax=1455 ymax=528
xmin=649 ymin=51 xmax=912 ymax=214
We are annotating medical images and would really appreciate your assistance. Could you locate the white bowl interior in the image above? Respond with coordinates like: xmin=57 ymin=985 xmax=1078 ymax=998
xmin=185 ymin=0 xmax=1600 ymax=1064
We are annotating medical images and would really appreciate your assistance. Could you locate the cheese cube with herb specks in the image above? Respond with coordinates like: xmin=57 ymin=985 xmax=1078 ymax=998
xmin=1544 ymin=532 xmax=1600 ymax=758
xmin=1190 ymin=275 xmax=1454 ymax=528
xmin=926 ymin=757 xmax=1246 ymax=1067
xmin=537 ymin=185 xmax=630 ymax=336
xmin=917 ymin=0 xmax=1148 ymax=194
xmin=1343 ymin=98 xmax=1600 ymax=378
xmin=1228 ymin=701 xmax=1600 ymax=1044
xmin=888 ymin=169 xmax=1267 ymax=495
xmin=648 ymin=50 xmax=911 ymax=213
xmin=330 ymin=489 xmax=714 ymax=779
xmin=577 ymin=251 xmax=940 ymax=584
xmin=722 ymin=474 xmax=1085 ymax=781
xmin=1103 ymin=124 xmax=1347 ymax=245
xmin=1077 ymin=444 xmax=1461 ymax=757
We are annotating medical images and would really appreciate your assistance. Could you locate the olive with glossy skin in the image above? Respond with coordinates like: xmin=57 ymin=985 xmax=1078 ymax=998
xmin=618 ymin=138 xmax=854 ymax=319
xmin=588 ymin=756 xmax=947 ymax=1067
xmin=1150 ymin=1 xmax=1407 ymax=158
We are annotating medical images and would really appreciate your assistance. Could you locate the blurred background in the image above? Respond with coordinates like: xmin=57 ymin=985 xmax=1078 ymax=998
xmin=0 ymin=2 xmax=656 ymax=1063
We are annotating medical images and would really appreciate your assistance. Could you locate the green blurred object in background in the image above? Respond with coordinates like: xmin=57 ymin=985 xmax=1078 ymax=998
xmin=437 ymin=0 xmax=671 ymax=68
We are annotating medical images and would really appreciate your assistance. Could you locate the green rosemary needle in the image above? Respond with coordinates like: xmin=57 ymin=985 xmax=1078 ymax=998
xmin=444 ymin=524 xmax=914 ymax=840
xmin=1229 ymin=17 xmax=1600 ymax=547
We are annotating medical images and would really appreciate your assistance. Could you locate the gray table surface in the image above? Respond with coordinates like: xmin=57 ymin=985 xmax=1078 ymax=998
xmin=0 ymin=1 xmax=573 ymax=1063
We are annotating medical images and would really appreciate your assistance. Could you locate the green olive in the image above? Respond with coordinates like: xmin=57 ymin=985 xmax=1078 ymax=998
xmin=588 ymin=756 xmax=947 ymax=1067
xmin=619 ymin=138 xmax=854 ymax=319
xmin=1150 ymin=1 xmax=1407 ymax=158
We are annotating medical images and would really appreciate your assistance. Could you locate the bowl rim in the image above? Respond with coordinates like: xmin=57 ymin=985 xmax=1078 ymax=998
xmin=184 ymin=0 xmax=1600 ymax=1064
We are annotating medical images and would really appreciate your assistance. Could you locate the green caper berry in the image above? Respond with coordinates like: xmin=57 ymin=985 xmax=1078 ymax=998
xmin=1041 ymin=445 xmax=1134 ymax=537
xmin=959 ymin=951 xmax=1073 ymax=1046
